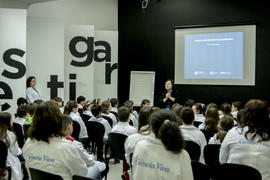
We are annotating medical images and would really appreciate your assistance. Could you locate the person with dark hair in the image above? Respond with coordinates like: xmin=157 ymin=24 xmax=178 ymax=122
xmin=110 ymin=98 xmax=119 ymax=116
xmin=111 ymin=106 xmax=137 ymax=136
xmin=17 ymin=97 xmax=27 ymax=107
xmin=206 ymin=103 xmax=218 ymax=110
xmin=180 ymin=107 xmax=207 ymax=164
xmin=231 ymin=101 xmax=243 ymax=119
xmin=64 ymin=101 xmax=88 ymax=140
xmin=26 ymin=76 xmax=42 ymax=104
xmin=219 ymin=103 xmax=232 ymax=119
xmin=209 ymin=115 xmax=234 ymax=144
xmin=123 ymin=100 xmax=138 ymax=128
xmin=62 ymin=115 xmax=107 ymax=179
xmin=125 ymin=106 xmax=154 ymax=165
xmin=140 ymin=99 xmax=150 ymax=109
xmin=184 ymin=99 xmax=196 ymax=108
xmin=171 ymin=103 xmax=183 ymax=125
xmin=132 ymin=110 xmax=193 ymax=180
xmin=0 ymin=112 xmax=22 ymax=180
xmin=22 ymin=101 xmax=97 ymax=180
xmin=89 ymin=104 xmax=112 ymax=141
xmin=54 ymin=97 xmax=64 ymax=113
xmin=192 ymin=103 xmax=206 ymax=125
xmin=101 ymin=101 xmax=117 ymax=126
xmin=159 ymin=79 xmax=181 ymax=110
xmin=24 ymin=103 xmax=37 ymax=126
xmin=82 ymin=100 xmax=94 ymax=118
xmin=236 ymin=109 xmax=244 ymax=126
xmin=77 ymin=96 xmax=86 ymax=115
xmin=14 ymin=105 xmax=28 ymax=129
xmin=220 ymin=99 xmax=270 ymax=180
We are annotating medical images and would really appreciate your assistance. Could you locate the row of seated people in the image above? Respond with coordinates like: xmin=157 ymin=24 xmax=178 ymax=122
xmin=1 ymin=98 xmax=270 ymax=180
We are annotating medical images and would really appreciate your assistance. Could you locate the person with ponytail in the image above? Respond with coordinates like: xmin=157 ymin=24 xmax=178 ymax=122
xmin=209 ymin=115 xmax=234 ymax=144
xmin=132 ymin=110 xmax=193 ymax=180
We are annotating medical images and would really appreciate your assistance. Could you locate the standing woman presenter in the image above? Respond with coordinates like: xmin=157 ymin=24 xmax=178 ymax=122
xmin=26 ymin=76 xmax=42 ymax=104
xmin=159 ymin=79 xmax=180 ymax=110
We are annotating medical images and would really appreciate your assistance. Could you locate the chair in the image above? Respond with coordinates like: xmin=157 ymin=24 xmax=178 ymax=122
xmin=0 ymin=140 xmax=11 ymax=180
xmin=109 ymin=111 xmax=118 ymax=121
xmin=101 ymin=116 xmax=113 ymax=128
xmin=86 ymin=121 xmax=105 ymax=161
xmin=191 ymin=160 xmax=211 ymax=180
xmin=184 ymin=141 xmax=201 ymax=161
xmin=12 ymin=123 xmax=25 ymax=148
xmin=215 ymin=163 xmax=262 ymax=180
xmin=203 ymin=144 xmax=221 ymax=169
xmin=201 ymin=129 xmax=216 ymax=143
xmin=107 ymin=133 xmax=129 ymax=180
xmin=80 ymin=114 xmax=91 ymax=124
xmin=72 ymin=175 xmax=95 ymax=180
xmin=71 ymin=121 xmax=81 ymax=140
xmin=29 ymin=168 xmax=63 ymax=180
xmin=23 ymin=124 xmax=31 ymax=138
xmin=193 ymin=121 xmax=202 ymax=128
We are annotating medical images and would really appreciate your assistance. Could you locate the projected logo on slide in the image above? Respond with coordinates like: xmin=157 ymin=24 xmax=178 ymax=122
xmin=184 ymin=32 xmax=243 ymax=79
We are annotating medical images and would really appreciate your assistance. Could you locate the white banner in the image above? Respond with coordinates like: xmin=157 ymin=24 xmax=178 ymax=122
xmin=94 ymin=31 xmax=118 ymax=101
xmin=27 ymin=17 xmax=65 ymax=101
xmin=0 ymin=8 xmax=27 ymax=114
xmin=64 ymin=25 xmax=95 ymax=102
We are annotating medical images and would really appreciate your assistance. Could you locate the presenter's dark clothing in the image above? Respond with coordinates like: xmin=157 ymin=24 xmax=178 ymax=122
xmin=159 ymin=90 xmax=181 ymax=109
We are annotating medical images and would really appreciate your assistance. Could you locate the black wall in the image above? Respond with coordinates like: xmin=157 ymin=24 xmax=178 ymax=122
xmin=118 ymin=0 xmax=270 ymax=106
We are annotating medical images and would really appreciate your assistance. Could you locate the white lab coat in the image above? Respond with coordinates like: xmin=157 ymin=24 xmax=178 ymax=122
xmin=5 ymin=130 xmax=22 ymax=180
xmin=111 ymin=122 xmax=137 ymax=137
xmin=68 ymin=138 xmax=106 ymax=172
xmin=70 ymin=112 xmax=88 ymax=139
xmin=194 ymin=114 xmax=205 ymax=123
xmin=13 ymin=117 xmax=25 ymax=129
xmin=26 ymin=87 xmax=42 ymax=104
xmin=180 ymin=125 xmax=207 ymax=164
xmin=88 ymin=116 xmax=112 ymax=141
xmin=83 ymin=110 xmax=93 ymax=118
xmin=220 ymin=126 xmax=270 ymax=180
xmin=102 ymin=113 xmax=117 ymax=127
xmin=130 ymin=114 xmax=138 ymax=129
xmin=208 ymin=133 xmax=221 ymax=144
xmin=231 ymin=111 xmax=238 ymax=119
xmin=22 ymin=137 xmax=95 ymax=180
xmin=132 ymin=137 xmax=193 ymax=180
xmin=110 ymin=107 xmax=118 ymax=113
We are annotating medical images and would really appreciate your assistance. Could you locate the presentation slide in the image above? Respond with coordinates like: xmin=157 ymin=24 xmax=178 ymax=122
xmin=174 ymin=25 xmax=256 ymax=86
xmin=184 ymin=32 xmax=243 ymax=79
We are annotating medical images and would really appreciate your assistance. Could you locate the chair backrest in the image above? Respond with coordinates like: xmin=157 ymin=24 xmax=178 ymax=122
xmin=72 ymin=175 xmax=95 ymax=180
xmin=80 ymin=114 xmax=91 ymax=124
xmin=101 ymin=116 xmax=113 ymax=128
xmin=191 ymin=160 xmax=211 ymax=180
xmin=29 ymin=168 xmax=63 ymax=180
xmin=86 ymin=121 xmax=105 ymax=144
xmin=108 ymin=133 xmax=128 ymax=160
xmin=201 ymin=129 xmax=216 ymax=143
xmin=23 ymin=124 xmax=31 ymax=138
xmin=184 ymin=141 xmax=201 ymax=161
xmin=71 ymin=121 xmax=81 ymax=140
xmin=109 ymin=111 xmax=118 ymax=120
xmin=203 ymin=144 xmax=221 ymax=169
xmin=0 ymin=141 xmax=7 ymax=168
xmin=12 ymin=123 xmax=25 ymax=148
xmin=193 ymin=121 xmax=202 ymax=128
xmin=216 ymin=163 xmax=262 ymax=180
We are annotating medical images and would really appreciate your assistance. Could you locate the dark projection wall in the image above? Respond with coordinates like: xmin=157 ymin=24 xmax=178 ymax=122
xmin=118 ymin=0 xmax=270 ymax=106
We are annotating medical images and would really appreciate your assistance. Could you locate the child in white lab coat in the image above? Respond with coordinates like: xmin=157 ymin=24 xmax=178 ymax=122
xmin=101 ymin=101 xmax=117 ymax=127
xmin=0 ymin=112 xmax=22 ymax=180
xmin=23 ymin=101 xmax=98 ymax=180
xmin=220 ymin=99 xmax=270 ymax=180
xmin=132 ymin=110 xmax=193 ymax=180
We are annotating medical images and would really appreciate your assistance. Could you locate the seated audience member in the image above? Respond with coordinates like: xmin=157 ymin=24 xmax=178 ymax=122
xmin=206 ymin=103 xmax=218 ymax=110
xmin=17 ymin=97 xmax=27 ymax=107
xmin=64 ymin=101 xmax=88 ymax=139
xmin=171 ymin=103 xmax=183 ymax=125
xmin=208 ymin=115 xmax=234 ymax=144
xmin=192 ymin=103 xmax=206 ymax=125
xmin=140 ymin=99 xmax=150 ymax=110
xmin=125 ymin=106 xmax=153 ymax=164
xmin=89 ymin=104 xmax=112 ymax=141
xmin=82 ymin=101 xmax=94 ymax=118
xmin=77 ymin=96 xmax=86 ymax=115
xmin=101 ymin=101 xmax=117 ymax=127
xmin=62 ymin=115 xmax=108 ymax=178
xmin=150 ymin=106 xmax=160 ymax=114
xmin=13 ymin=105 xmax=28 ymax=147
xmin=22 ymin=101 xmax=97 ymax=180
xmin=111 ymin=106 xmax=137 ymax=136
xmin=219 ymin=103 xmax=232 ymax=119
xmin=236 ymin=109 xmax=244 ymax=126
xmin=220 ymin=99 xmax=270 ymax=180
xmin=54 ymin=97 xmax=64 ymax=113
xmin=0 ymin=112 xmax=22 ymax=180
xmin=199 ymin=107 xmax=219 ymax=142
xmin=123 ymin=100 xmax=138 ymax=128
xmin=132 ymin=110 xmax=193 ymax=180
xmin=24 ymin=103 xmax=37 ymax=126
xmin=180 ymin=107 xmax=207 ymax=163
xmin=109 ymin=98 xmax=119 ymax=118
xmin=231 ymin=101 xmax=243 ymax=119
xmin=184 ymin=99 xmax=196 ymax=108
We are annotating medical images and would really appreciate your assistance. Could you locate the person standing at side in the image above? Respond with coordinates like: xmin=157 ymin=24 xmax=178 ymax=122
xmin=26 ymin=76 xmax=42 ymax=104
